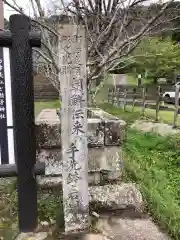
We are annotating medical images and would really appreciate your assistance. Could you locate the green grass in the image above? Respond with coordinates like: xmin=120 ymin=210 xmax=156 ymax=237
xmin=127 ymin=74 xmax=152 ymax=85
xmin=95 ymin=75 xmax=113 ymax=104
xmin=99 ymin=103 xmax=148 ymax=124
xmin=101 ymin=101 xmax=180 ymax=238
xmin=123 ymin=130 xmax=180 ymax=239
xmin=99 ymin=103 xmax=180 ymax=126
xmin=34 ymin=100 xmax=60 ymax=116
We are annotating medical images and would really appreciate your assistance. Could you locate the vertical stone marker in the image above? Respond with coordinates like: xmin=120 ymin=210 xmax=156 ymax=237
xmin=58 ymin=25 xmax=89 ymax=233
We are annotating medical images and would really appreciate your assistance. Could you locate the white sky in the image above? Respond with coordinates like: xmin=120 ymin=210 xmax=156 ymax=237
xmin=4 ymin=0 xmax=32 ymax=19
xmin=3 ymin=0 xmax=165 ymax=20
xmin=4 ymin=0 xmax=52 ymax=19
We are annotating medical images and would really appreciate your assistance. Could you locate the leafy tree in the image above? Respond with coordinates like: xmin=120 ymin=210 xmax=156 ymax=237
xmin=129 ymin=37 xmax=180 ymax=83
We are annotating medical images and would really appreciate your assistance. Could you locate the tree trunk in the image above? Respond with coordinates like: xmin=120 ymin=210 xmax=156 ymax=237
xmin=154 ymin=77 xmax=158 ymax=84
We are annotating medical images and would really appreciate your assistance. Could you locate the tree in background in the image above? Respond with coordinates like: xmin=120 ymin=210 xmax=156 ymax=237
xmin=172 ymin=17 xmax=180 ymax=42
xmin=125 ymin=37 xmax=180 ymax=84
xmin=2 ymin=0 xmax=179 ymax=94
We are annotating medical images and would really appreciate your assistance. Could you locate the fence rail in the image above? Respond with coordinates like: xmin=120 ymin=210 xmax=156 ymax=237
xmin=107 ymin=85 xmax=180 ymax=128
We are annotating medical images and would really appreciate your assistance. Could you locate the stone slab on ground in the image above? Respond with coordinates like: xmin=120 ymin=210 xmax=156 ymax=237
xmin=83 ymin=234 xmax=107 ymax=240
xmin=36 ymin=108 xmax=59 ymax=124
xmin=37 ymin=183 xmax=143 ymax=212
xmin=16 ymin=232 xmax=48 ymax=240
xmin=89 ymin=183 xmax=143 ymax=211
xmin=96 ymin=216 xmax=170 ymax=240
xmin=131 ymin=120 xmax=180 ymax=136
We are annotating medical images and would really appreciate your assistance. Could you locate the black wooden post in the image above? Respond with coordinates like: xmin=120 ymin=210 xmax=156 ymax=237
xmin=9 ymin=14 xmax=38 ymax=232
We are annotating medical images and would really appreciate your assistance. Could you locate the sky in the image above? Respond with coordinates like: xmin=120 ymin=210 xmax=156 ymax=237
xmin=4 ymin=0 xmax=32 ymax=19
xmin=3 ymin=0 xmax=164 ymax=20
xmin=4 ymin=0 xmax=51 ymax=19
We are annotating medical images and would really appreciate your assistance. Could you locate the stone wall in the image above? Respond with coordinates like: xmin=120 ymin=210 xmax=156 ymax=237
xmin=35 ymin=108 xmax=127 ymax=186
xmin=34 ymin=74 xmax=58 ymax=100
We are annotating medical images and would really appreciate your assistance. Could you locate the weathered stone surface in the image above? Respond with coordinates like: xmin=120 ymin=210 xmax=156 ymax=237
xmin=96 ymin=217 xmax=170 ymax=240
xmin=16 ymin=232 xmax=48 ymax=240
xmin=37 ymin=147 xmax=123 ymax=175
xmin=83 ymin=234 xmax=107 ymax=240
xmin=36 ymin=184 xmax=143 ymax=212
xmin=37 ymin=147 xmax=123 ymax=185
xmin=89 ymin=108 xmax=127 ymax=145
xmin=37 ymin=176 xmax=62 ymax=187
xmin=131 ymin=120 xmax=180 ymax=136
xmin=36 ymin=123 xmax=61 ymax=148
xmin=105 ymin=120 xmax=126 ymax=145
xmin=88 ymin=118 xmax=104 ymax=147
xmin=36 ymin=118 xmax=105 ymax=148
xmin=89 ymin=184 xmax=143 ymax=211
xmin=36 ymin=108 xmax=127 ymax=148
xmin=36 ymin=108 xmax=59 ymax=124
xmin=36 ymin=109 xmax=61 ymax=148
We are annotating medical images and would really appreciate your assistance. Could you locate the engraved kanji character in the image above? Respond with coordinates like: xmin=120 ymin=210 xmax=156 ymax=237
xmin=0 ymin=113 xmax=5 ymax=119
xmin=0 ymin=93 xmax=4 ymax=98
xmin=72 ymin=120 xmax=85 ymax=135
xmin=67 ymin=170 xmax=81 ymax=184
xmin=72 ymin=109 xmax=84 ymax=120
xmin=0 ymin=106 xmax=5 ymax=112
xmin=0 ymin=72 xmax=4 ymax=79
xmin=63 ymin=53 xmax=72 ymax=64
xmin=74 ymin=52 xmax=81 ymax=64
xmin=72 ymin=78 xmax=82 ymax=90
xmin=70 ymin=94 xmax=83 ymax=105
xmin=66 ymin=143 xmax=81 ymax=171
xmin=0 ymin=99 xmax=4 ymax=105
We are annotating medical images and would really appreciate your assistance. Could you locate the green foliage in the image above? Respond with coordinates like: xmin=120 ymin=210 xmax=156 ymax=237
xmin=98 ymin=103 xmax=180 ymax=126
xmin=0 ymin=181 xmax=65 ymax=237
xmin=98 ymin=103 xmax=152 ymax=124
xmin=130 ymin=37 xmax=180 ymax=82
xmin=124 ymin=130 xmax=180 ymax=239
xmin=38 ymin=194 xmax=64 ymax=224
xmin=34 ymin=100 xmax=60 ymax=116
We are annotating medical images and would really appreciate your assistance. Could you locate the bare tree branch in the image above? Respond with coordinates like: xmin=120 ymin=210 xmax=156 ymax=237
xmin=3 ymin=0 xmax=178 ymax=93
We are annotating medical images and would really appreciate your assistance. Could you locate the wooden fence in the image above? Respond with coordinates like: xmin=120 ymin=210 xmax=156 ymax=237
xmin=108 ymin=85 xmax=180 ymax=128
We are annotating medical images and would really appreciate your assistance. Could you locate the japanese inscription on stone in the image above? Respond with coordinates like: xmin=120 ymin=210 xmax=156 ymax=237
xmin=59 ymin=25 xmax=89 ymax=233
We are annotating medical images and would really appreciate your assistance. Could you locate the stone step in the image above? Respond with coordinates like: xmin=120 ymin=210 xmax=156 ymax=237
xmin=89 ymin=183 xmax=143 ymax=212
xmin=38 ymin=183 xmax=143 ymax=212
xmin=37 ymin=146 xmax=124 ymax=186
xmin=95 ymin=216 xmax=170 ymax=240
xmin=36 ymin=108 xmax=127 ymax=148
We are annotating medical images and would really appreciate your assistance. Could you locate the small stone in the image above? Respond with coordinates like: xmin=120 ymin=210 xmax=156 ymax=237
xmin=16 ymin=232 xmax=48 ymax=240
xmin=83 ymin=234 xmax=108 ymax=239
xmin=41 ymin=221 xmax=49 ymax=226
xmin=96 ymin=217 xmax=170 ymax=240
xmin=131 ymin=120 xmax=180 ymax=136
xmin=50 ymin=219 xmax=56 ymax=225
